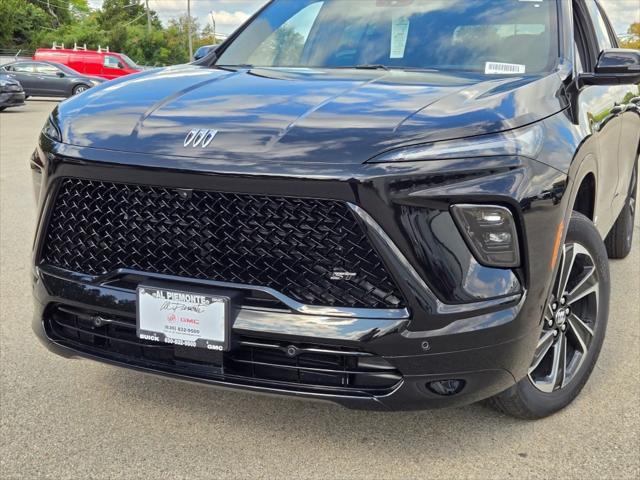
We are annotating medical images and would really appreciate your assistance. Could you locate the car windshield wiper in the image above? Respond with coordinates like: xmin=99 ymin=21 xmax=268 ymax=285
xmin=353 ymin=64 xmax=390 ymax=71
xmin=215 ymin=64 xmax=254 ymax=71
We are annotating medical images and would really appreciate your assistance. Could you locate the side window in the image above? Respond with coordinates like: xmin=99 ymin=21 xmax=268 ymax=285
xmin=103 ymin=55 xmax=122 ymax=69
xmin=247 ymin=2 xmax=324 ymax=66
xmin=12 ymin=63 xmax=34 ymax=73
xmin=584 ymin=0 xmax=613 ymax=52
xmin=35 ymin=64 xmax=60 ymax=75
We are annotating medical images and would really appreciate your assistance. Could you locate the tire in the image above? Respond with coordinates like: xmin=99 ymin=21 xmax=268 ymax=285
xmin=72 ymin=84 xmax=89 ymax=96
xmin=488 ymin=212 xmax=610 ymax=419
xmin=605 ymin=160 xmax=637 ymax=259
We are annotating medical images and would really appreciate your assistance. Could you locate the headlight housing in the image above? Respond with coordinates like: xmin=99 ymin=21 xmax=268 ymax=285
xmin=451 ymin=204 xmax=521 ymax=268
xmin=42 ymin=115 xmax=62 ymax=142
xmin=369 ymin=124 xmax=544 ymax=163
xmin=0 ymin=82 xmax=22 ymax=93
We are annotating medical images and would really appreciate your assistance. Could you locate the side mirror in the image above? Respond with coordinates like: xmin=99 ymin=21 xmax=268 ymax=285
xmin=117 ymin=62 xmax=125 ymax=69
xmin=579 ymin=49 xmax=640 ymax=86
xmin=56 ymin=71 xmax=65 ymax=78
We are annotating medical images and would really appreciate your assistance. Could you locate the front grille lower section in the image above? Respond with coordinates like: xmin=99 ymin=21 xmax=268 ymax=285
xmin=46 ymin=306 xmax=402 ymax=396
xmin=42 ymin=178 xmax=404 ymax=309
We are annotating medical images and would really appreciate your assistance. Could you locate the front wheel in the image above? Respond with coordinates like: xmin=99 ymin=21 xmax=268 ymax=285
xmin=489 ymin=212 xmax=610 ymax=419
xmin=72 ymin=84 xmax=89 ymax=96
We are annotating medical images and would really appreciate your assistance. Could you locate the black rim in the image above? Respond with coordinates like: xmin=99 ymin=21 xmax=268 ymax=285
xmin=529 ymin=242 xmax=599 ymax=393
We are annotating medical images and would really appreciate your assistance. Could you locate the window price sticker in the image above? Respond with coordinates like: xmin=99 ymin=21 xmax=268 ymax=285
xmin=390 ymin=16 xmax=410 ymax=59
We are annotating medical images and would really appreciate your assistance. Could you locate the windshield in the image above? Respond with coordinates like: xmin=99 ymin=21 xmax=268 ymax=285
xmin=217 ymin=0 xmax=558 ymax=74
xmin=119 ymin=54 xmax=139 ymax=69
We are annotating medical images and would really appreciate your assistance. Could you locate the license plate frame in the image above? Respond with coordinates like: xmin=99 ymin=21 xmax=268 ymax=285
xmin=136 ymin=285 xmax=230 ymax=352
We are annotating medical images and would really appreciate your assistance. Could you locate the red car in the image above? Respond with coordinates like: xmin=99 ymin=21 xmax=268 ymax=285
xmin=33 ymin=47 xmax=141 ymax=80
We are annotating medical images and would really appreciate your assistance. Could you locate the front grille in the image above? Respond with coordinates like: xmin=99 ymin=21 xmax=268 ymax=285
xmin=46 ymin=306 xmax=402 ymax=395
xmin=42 ymin=178 xmax=404 ymax=309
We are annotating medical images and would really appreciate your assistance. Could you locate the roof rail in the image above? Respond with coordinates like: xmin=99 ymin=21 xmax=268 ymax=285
xmin=97 ymin=45 xmax=110 ymax=53
xmin=52 ymin=42 xmax=65 ymax=50
xmin=73 ymin=43 xmax=87 ymax=51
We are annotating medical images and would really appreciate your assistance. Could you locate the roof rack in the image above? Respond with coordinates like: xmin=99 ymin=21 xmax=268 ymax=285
xmin=73 ymin=43 xmax=87 ymax=51
xmin=97 ymin=45 xmax=110 ymax=53
xmin=51 ymin=42 xmax=65 ymax=50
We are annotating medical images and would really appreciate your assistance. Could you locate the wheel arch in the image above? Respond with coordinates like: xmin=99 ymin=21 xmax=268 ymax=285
xmin=573 ymin=173 xmax=596 ymax=221
xmin=567 ymin=153 xmax=601 ymax=234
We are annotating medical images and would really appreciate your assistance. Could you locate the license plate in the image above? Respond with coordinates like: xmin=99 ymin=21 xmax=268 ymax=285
xmin=136 ymin=286 xmax=229 ymax=351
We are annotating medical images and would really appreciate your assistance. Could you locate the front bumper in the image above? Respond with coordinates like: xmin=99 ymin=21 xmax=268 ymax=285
xmin=31 ymin=135 xmax=570 ymax=410
xmin=0 ymin=91 xmax=26 ymax=108
xmin=33 ymin=265 xmax=529 ymax=410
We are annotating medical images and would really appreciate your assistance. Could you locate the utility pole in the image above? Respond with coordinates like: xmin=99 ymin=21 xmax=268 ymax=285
xmin=187 ymin=0 xmax=193 ymax=60
xmin=145 ymin=0 xmax=151 ymax=33
xmin=209 ymin=11 xmax=216 ymax=44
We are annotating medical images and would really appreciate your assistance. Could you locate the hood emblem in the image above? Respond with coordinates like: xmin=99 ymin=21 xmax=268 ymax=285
xmin=184 ymin=129 xmax=218 ymax=148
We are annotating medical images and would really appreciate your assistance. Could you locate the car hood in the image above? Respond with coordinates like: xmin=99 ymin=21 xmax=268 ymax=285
xmin=55 ymin=64 xmax=566 ymax=164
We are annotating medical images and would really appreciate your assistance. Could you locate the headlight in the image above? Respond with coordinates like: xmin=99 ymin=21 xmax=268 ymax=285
xmin=90 ymin=79 xmax=101 ymax=86
xmin=369 ymin=124 xmax=544 ymax=163
xmin=1 ymin=82 xmax=21 ymax=92
xmin=42 ymin=115 xmax=62 ymax=142
xmin=451 ymin=204 xmax=521 ymax=268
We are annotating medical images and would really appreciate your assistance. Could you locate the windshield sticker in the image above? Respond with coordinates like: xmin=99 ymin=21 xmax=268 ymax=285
xmin=390 ymin=16 xmax=410 ymax=59
xmin=485 ymin=62 xmax=526 ymax=75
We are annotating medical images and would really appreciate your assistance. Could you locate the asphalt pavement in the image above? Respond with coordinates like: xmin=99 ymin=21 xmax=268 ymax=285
xmin=1 ymin=99 xmax=638 ymax=480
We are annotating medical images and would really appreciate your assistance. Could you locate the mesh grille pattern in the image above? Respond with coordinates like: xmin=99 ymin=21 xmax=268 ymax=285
xmin=42 ymin=178 xmax=404 ymax=308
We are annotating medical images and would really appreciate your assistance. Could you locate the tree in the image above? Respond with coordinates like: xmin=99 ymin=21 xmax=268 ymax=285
xmin=1 ymin=0 xmax=212 ymax=66
xmin=0 ymin=0 xmax=50 ymax=48
xmin=620 ymin=22 xmax=640 ymax=50
xmin=97 ymin=0 xmax=158 ymax=30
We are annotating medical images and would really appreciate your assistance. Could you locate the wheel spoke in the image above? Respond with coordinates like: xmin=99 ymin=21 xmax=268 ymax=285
xmin=566 ymin=312 xmax=594 ymax=354
xmin=556 ymin=244 xmax=577 ymax=298
xmin=551 ymin=333 xmax=568 ymax=391
xmin=566 ymin=265 xmax=598 ymax=305
xmin=532 ymin=333 xmax=567 ymax=393
xmin=529 ymin=329 xmax=555 ymax=374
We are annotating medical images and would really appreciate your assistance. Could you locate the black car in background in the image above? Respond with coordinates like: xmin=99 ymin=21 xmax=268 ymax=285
xmin=31 ymin=0 xmax=639 ymax=418
xmin=1 ymin=60 xmax=104 ymax=98
xmin=193 ymin=45 xmax=218 ymax=61
xmin=0 ymin=73 xmax=25 ymax=111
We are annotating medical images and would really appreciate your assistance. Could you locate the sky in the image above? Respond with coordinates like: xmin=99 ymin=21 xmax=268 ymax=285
xmin=90 ymin=0 xmax=640 ymax=38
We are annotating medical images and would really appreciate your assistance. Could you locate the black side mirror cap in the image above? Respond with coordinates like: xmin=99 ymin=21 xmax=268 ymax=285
xmin=579 ymin=49 xmax=640 ymax=86
xmin=56 ymin=72 xmax=65 ymax=78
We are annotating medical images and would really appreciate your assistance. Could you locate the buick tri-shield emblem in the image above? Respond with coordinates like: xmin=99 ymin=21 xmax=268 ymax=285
xmin=184 ymin=129 xmax=218 ymax=148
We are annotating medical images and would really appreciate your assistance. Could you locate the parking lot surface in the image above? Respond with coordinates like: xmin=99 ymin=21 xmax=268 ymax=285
xmin=1 ymin=100 xmax=639 ymax=479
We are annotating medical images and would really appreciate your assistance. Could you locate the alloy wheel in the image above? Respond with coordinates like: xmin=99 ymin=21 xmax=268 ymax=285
xmin=528 ymin=242 xmax=599 ymax=393
xmin=74 ymin=85 xmax=87 ymax=95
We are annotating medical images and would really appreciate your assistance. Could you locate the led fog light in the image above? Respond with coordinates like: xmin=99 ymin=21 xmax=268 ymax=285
xmin=427 ymin=379 xmax=465 ymax=396
xmin=451 ymin=204 xmax=520 ymax=268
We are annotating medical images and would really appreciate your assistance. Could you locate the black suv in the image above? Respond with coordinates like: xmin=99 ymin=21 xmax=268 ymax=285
xmin=31 ymin=0 xmax=639 ymax=418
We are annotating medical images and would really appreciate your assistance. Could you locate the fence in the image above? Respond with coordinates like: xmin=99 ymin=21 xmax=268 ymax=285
xmin=0 ymin=49 xmax=33 ymax=65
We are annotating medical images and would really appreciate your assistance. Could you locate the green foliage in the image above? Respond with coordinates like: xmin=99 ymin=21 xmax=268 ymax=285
xmin=2 ymin=0 xmax=216 ymax=66
xmin=1 ymin=0 xmax=53 ymax=48
xmin=619 ymin=23 xmax=640 ymax=50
